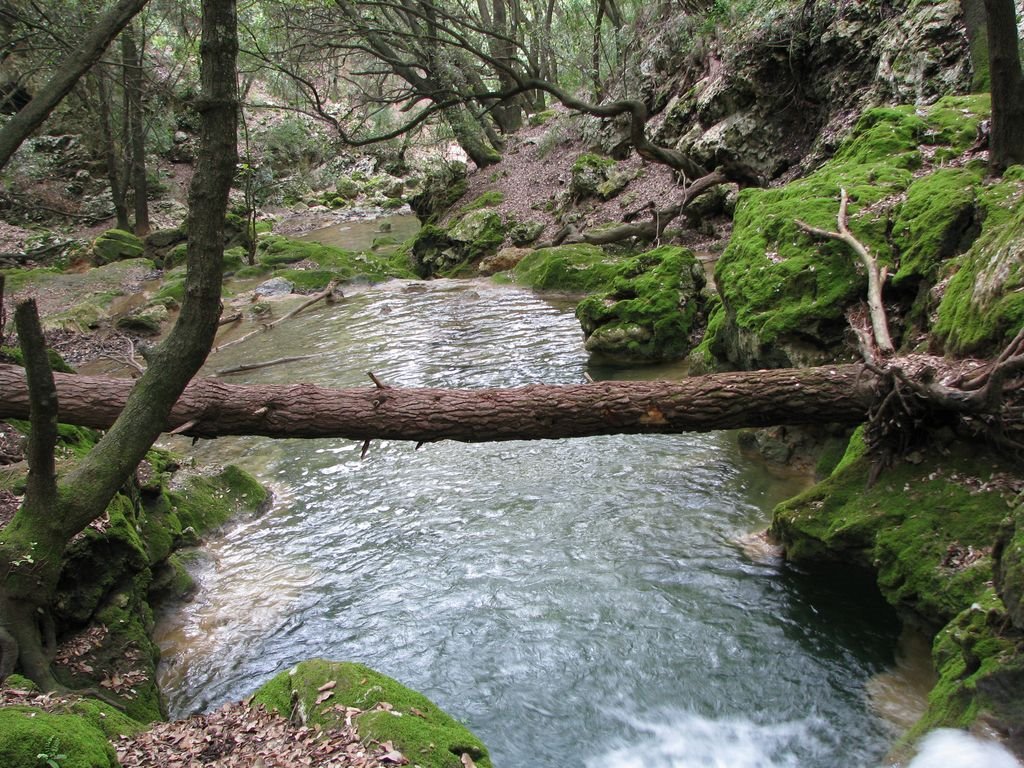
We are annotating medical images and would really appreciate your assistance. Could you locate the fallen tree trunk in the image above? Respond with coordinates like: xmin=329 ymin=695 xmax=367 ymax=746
xmin=0 ymin=362 xmax=878 ymax=442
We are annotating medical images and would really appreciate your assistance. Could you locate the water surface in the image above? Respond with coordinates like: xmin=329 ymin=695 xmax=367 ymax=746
xmin=156 ymin=279 xmax=904 ymax=767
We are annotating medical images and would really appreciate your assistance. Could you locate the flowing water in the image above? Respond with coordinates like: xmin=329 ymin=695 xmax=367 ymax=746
xmin=155 ymin=267 xmax=915 ymax=767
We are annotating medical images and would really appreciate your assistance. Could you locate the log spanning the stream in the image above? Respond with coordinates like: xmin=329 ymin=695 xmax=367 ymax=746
xmin=0 ymin=362 xmax=878 ymax=442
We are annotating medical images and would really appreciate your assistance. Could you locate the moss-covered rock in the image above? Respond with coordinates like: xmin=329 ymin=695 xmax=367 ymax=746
xmin=511 ymin=243 xmax=620 ymax=291
xmin=570 ymin=153 xmax=616 ymax=199
xmin=45 ymin=462 xmax=268 ymax=722
xmin=115 ymin=303 xmax=169 ymax=335
xmin=0 ymin=707 xmax=119 ymax=767
xmin=575 ymin=245 xmax=707 ymax=364
xmin=410 ymin=210 xmax=506 ymax=277
xmin=255 ymin=234 xmax=415 ymax=284
xmin=409 ymin=161 xmax=468 ymax=223
xmin=254 ymin=659 xmax=491 ymax=768
xmin=903 ymin=589 xmax=1024 ymax=751
xmin=772 ymin=429 xmax=1016 ymax=626
xmin=90 ymin=229 xmax=144 ymax=266
xmin=932 ymin=168 xmax=1024 ymax=357
xmin=707 ymin=95 xmax=989 ymax=369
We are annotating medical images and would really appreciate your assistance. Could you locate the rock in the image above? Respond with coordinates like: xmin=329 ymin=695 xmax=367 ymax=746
xmin=90 ymin=229 xmax=145 ymax=266
xmin=253 ymin=659 xmax=492 ymax=768
xmin=569 ymin=153 xmax=615 ymax=200
xmin=254 ymin=277 xmax=294 ymax=297
xmin=995 ymin=506 xmax=1024 ymax=632
xmin=508 ymin=220 xmax=545 ymax=246
xmin=173 ymin=130 xmax=189 ymax=144
xmin=410 ymin=209 xmax=505 ymax=277
xmin=144 ymin=227 xmax=187 ymax=250
xmin=478 ymin=246 xmax=532 ymax=275
xmin=115 ymin=304 xmax=169 ymax=335
xmin=576 ymin=245 xmax=707 ymax=364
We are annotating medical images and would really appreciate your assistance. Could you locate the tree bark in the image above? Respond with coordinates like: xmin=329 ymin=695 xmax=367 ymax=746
xmin=0 ymin=0 xmax=151 ymax=170
xmin=0 ymin=0 xmax=237 ymax=687
xmin=93 ymin=71 xmax=131 ymax=230
xmin=121 ymin=22 xmax=151 ymax=236
xmin=0 ymin=362 xmax=879 ymax=442
xmin=984 ymin=0 xmax=1024 ymax=172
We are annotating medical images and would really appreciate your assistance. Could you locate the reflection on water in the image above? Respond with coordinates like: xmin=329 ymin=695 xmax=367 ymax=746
xmin=156 ymin=279 xmax=906 ymax=767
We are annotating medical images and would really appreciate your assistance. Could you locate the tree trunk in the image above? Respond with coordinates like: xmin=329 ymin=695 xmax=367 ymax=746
xmin=0 ymin=0 xmax=151 ymax=170
xmin=0 ymin=362 xmax=879 ymax=442
xmin=94 ymin=71 xmax=131 ymax=230
xmin=0 ymin=0 xmax=238 ymax=687
xmin=122 ymin=22 xmax=150 ymax=236
xmin=984 ymin=0 xmax=1024 ymax=172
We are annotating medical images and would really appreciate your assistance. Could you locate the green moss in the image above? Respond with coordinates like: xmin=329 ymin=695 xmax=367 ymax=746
xmin=576 ymin=245 xmax=707 ymax=363
xmin=1 ymin=346 xmax=76 ymax=374
xmin=708 ymin=98 xmax=991 ymax=368
xmin=773 ymin=435 xmax=1015 ymax=625
xmin=410 ymin=211 xmax=505 ymax=277
xmin=457 ymin=190 xmax=504 ymax=215
xmin=90 ymin=229 xmax=144 ymax=265
xmin=168 ymin=464 xmax=268 ymax=535
xmin=0 ymin=267 xmax=60 ymax=293
xmin=933 ymin=173 xmax=1024 ymax=356
xmin=512 ymin=243 xmax=620 ymax=291
xmin=0 ymin=707 xmax=118 ymax=767
xmin=272 ymin=268 xmax=336 ymax=292
xmin=255 ymin=235 xmax=414 ymax=283
xmin=891 ymin=168 xmax=982 ymax=286
xmin=528 ymin=109 xmax=556 ymax=126
xmin=154 ymin=275 xmax=187 ymax=303
xmin=903 ymin=589 xmax=1023 ymax=744
xmin=254 ymin=659 xmax=491 ymax=768
xmin=570 ymin=153 xmax=615 ymax=199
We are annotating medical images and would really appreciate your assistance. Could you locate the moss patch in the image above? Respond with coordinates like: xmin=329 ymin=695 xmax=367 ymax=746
xmin=576 ymin=245 xmax=707 ymax=364
xmin=255 ymin=235 xmax=415 ymax=284
xmin=902 ymin=589 xmax=1024 ymax=746
xmin=772 ymin=431 xmax=1016 ymax=626
xmin=0 ymin=707 xmax=119 ymax=767
xmin=512 ymin=243 xmax=620 ymax=291
xmin=708 ymin=95 xmax=990 ymax=369
xmin=932 ymin=169 xmax=1024 ymax=356
xmin=254 ymin=659 xmax=491 ymax=768
xmin=90 ymin=229 xmax=144 ymax=266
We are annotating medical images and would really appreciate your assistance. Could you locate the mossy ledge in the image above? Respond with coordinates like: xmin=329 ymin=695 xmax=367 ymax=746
xmin=772 ymin=427 xmax=1024 ymax=752
xmin=254 ymin=659 xmax=492 ymax=768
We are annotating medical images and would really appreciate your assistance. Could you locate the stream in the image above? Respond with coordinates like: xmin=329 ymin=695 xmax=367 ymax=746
xmin=153 ymin=219 xmax=921 ymax=766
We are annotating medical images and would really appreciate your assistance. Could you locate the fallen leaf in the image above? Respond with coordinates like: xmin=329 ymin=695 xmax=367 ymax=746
xmin=317 ymin=680 xmax=337 ymax=693
xmin=461 ymin=754 xmax=477 ymax=768
xmin=315 ymin=690 xmax=334 ymax=705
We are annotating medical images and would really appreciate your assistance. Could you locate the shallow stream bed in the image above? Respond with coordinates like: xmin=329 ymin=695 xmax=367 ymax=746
xmin=155 ymin=278 xmax=916 ymax=767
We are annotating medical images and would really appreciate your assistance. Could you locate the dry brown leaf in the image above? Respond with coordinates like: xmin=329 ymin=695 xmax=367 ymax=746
xmin=317 ymin=680 xmax=337 ymax=692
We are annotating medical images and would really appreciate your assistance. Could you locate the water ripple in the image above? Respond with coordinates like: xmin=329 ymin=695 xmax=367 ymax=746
xmin=156 ymin=280 xmax=901 ymax=766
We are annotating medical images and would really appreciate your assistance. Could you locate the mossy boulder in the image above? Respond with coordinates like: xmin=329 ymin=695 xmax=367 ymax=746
xmin=995 ymin=505 xmax=1024 ymax=631
xmin=903 ymin=589 xmax=1024 ymax=752
xmin=707 ymin=95 xmax=989 ymax=369
xmin=0 ymin=707 xmax=119 ymax=767
xmin=410 ymin=210 xmax=505 ymax=277
xmin=932 ymin=167 xmax=1024 ymax=357
xmin=254 ymin=234 xmax=415 ymax=284
xmin=772 ymin=428 xmax=1017 ymax=626
xmin=511 ymin=243 xmax=620 ymax=291
xmin=49 ymin=462 xmax=268 ymax=722
xmin=90 ymin=229 xmax=144 ymax=266
xmin=576 ymin=245 xmax=707 ymax=364
xmin=115 ymin=303 xmax=169 ymax=335
xmin=254 ymin=659 xmax=491 ymax=768
xmin=570 ymin=153 xmax=616 ymax=199
xmin=409 ymin=161 xmax=468 ymax=223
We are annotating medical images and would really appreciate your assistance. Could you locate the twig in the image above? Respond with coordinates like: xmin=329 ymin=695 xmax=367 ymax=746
xmin=214 ymin=281 xmax=340 ymax=353
xmin=796 ymin=187 xmax=894 ymax=356
xmin=214 ymin=354 xmax=315 ymax=376
xmin=169 ymin=419 xmax=199 ymax=435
